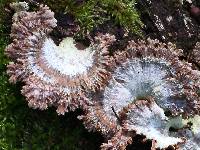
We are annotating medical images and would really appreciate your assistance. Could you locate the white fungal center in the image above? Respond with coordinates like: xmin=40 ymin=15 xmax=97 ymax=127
xmin=42 ymin=37 xmax=94 ymax=77
xmin=102 ymin=58 xmax=185 ymax=120
xmin=126 ymin=102 xmax=183 ymax=149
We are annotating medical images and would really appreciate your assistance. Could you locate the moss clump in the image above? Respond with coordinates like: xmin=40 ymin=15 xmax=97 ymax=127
xmin=44 ymin=0 xmax=143 ymax=36
xmin=100 ymin=0 xmax=143 ymax=35
xmin=69 ymin=0 xmax=143 ymax=36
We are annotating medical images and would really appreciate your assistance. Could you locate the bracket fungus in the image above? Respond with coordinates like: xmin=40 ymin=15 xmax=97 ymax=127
xmin=6 ymin=2 xmax=116 ymax=114
xmin=79 ymin=39 xmax=200 ymax=149
xmin=4 ymin=2 xmax=200 ymax=150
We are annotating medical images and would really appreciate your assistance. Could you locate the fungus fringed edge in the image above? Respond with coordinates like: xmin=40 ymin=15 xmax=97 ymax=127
xmin=78 ymin=103 xmax=120 ymax=136
xmin=6 ymin=4 xmax=59 ymax=111
xmin=100 ymin=130 xmax=133 ymax=150
xmin=5 ymin=2 xmax=116 ymax=114
xmin=114 ymin=38 xmax=200 ymax=117
xmin=78 ymin=103 xmax=133 ymax=150
xmin=6 ymin=4 xmax=57 ymax=83
xmin=79 ymin=98 xmax=185 ymax=150
xmin=83 ymin=33 xmax=116 ymax=92
xmin=119 ymin=98 xmax=185 ymax=150
xmin=79 ymin=38 xmax=200 ymax=149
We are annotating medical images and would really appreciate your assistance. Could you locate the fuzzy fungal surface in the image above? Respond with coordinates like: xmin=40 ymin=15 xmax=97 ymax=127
xmin=80 ymin=39 xmax=200 ymax=150
xmin=6 ymin=2 xmax=116 ymax=115
xmin=4 ymin=1 xmax=200 ymax=150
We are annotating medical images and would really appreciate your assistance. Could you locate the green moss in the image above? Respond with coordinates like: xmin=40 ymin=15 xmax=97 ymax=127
xmin=44 ymin=0 xmax=143 ymax=36
xmin=99 ymin=0 xmax=143 ymax=35
xmin=64 ymin=0 xmax=108 ymax=36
